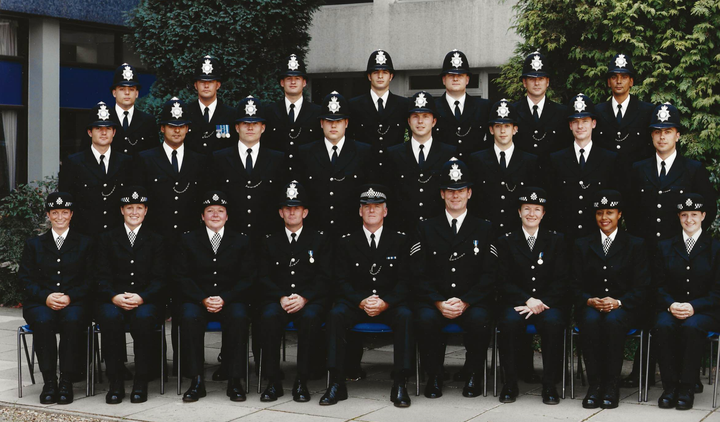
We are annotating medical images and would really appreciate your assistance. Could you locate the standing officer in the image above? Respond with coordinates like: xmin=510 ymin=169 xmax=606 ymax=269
xmin=109 ymin=63 xmax=158 ymax=156
xmin=212 ymin=95 xmax=286 ymax=241
xmin=95 ymin=186 xmax=166 ymax=404
xmin=185 ymin=55 xmax=238 ymax=155
xmin=387 ymin=91 xmax=456 ymax=234
xmin=412 ymin=159 xmax=496 ymax=399
xmin=594 ymin=54 xmax=654 ymax=166
xmin=175 ymin=191 xmax=256 ymax=402
xmin=263 ymin=54 xmax=322 ymax=175
xmin=513 ymin=51 xmax=571 ymax=158
xmin=653 ymin=193 xmax=720 ymax=411
xmin=258 ymin=181 xmax=330 ymax=402
xmin=297 ymin=91 xmax=371 ymax=240
xmin=349 ymin=50 xmax=409 ymax=171
xmin=60 ymin=101 xmax=133 ymax=236
xmin=546 ymin=94 xmax=621 ymax=243
xmin=19 ymin=193 xmax=93 ymax=405
xmin=496 ymin=187 xmax=568 ymax=404
xmin=434 ymin=50 xmax=491 ymax=159
xmin=320 ymin=184 xmax=414 ymax=408
xmin=470 ymin=99 xmax=539 ymax=237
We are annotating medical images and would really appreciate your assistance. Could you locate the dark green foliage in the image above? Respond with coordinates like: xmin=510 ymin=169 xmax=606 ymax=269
xmin=126 ymin=0 xmax=323 ymax=116
xmin=0 ymin=177 xmax=56 ymax=306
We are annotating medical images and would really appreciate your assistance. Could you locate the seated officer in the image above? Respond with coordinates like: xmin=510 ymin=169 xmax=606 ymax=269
xmin=653 ymin=193 xmax=720 ymax=411
xmin=412 ymin=159 xmax=496 ymax=399
xmin=174 ymin=191 xmax=255 ymax=402
xmin=573 ymin=190 xmax=649 ymax=409
xmin=496 ymin=187 xmax=568 ymax=404
xmin=95 ymin=186 xmax=166 ymax=404
xmin=320 ymin=185 xmax=414 ymax=408
xmin=19 ymin=193 xmax=93 ymax=405
xmin=257 ymin=181 xmax=330 ymax=402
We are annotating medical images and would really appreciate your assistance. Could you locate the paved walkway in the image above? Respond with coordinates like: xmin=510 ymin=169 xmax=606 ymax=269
xmin=0 ymin=306 xmax=719 ymax=422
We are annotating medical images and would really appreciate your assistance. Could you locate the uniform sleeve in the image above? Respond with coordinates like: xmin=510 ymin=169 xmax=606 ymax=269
xmin=64 ymin=237 xmax=94 ymax=303
xmin=380 ymin=234 xmax=410 ymax=307
xmin=688 ymin=242 xmax=720 ymax=312
xmin=19 ymin=239 xmax=53 ymax=304
xmin=95 ymin=234 xmax=120 ymax=301
xmin=572 ymin=239 xmax=591 ymax=306
xmin=496 ymin=235 xmax=531 ymax=305
xmin=654 ymin=244 xmax=674 ymax=310
xmin=219 ymin=239 xmax=256 ymax=304
xmin=410 ymin=227 xmax=445 ymax=304
xmin=299 ymin=233 xmax=332 ymax=303
xmin=334 ymin=239 xmax=366 ymax=307
xmin=541 ymin=235 xmax=569 ymax=308
xmin=174 ymin=237 xmax=207 ymax=304
xmin=457 ymin=234 xmax=497 ymax=306
xmin=617 ymin=239 xmax=650 ymax=310
xmin=136 ymin=235 xmax=167 ymax=303
xmin=258 ymin=238 xmax=285 ymax=302
xmin=695 ymin=165 xmax=718 ymax=230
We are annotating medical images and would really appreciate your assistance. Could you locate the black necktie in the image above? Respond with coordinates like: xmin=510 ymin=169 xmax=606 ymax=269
xmin=418 ymin=144 xmax=425 ymax=167
xmin=660 ymin=160 xmax=666 ymax=181
xmin=532 ymin=104 xmax=540 ymax=124
xmin=579 ymin=148 xmax=586 ymax=170
xmin=331 ymin=145 xmax=338 ymax=165
xmin=452 ymin=218 xmax=458 ymax=235
xmin=99 ymin=154 xmax=107 ymax=174
xmin=500 ymin=151 xmax=507 ymax=170
xmin=204 ymin=106 xmax=210 ymax=123
xmin=288 ymin=103 xmax=295 ymax=123
xmin=246 ymin=148 xmax=253 ymax=176
xmin=291 ymin=232 xmax=297 ymax=245
xmin=616 ymin=104 xmax=623 ymax=125
xmin=377 ymin=98 xmax=384 ymax=114
xmin=454 ymin=100 xmax=462 ymax=120
xmin=123 ymin=110 xmax=129 ymax=131
xmin=172 ymin=150 xmax=179 ymax=174
xmin=370 ymin=233 xmax=377 ymax=249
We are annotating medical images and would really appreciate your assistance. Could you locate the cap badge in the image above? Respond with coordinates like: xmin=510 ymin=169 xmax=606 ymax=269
xmin=97 ymin=104 xmax=111 ymax=121
xmin=497 ymin=101 xmax=510 ymax=118
xmin=601 ymin=197 xmax=608 ymax=205
xmin=122 ymin=65 xmax=134 ymax=81
xmin=657 ymin=105 xmax=670 ymax=122
xmin=530 ymin=192 xmax=538 ymax=201
xmin=415 ymin=93 xmax=428 ymax=108
xmin=132 ymin=192 xmax=139 ymax=200
xmin=530 ymin=55 xmax=543 ymax=71
xmin=212 ymin=194 xmax=219 ymax=201
xmin=615 ymin=54 xmax=627 ymax=68
xmin=375 ymin=51 xmax=387 ymax=65
xmin=328 ymin=96 xmax=341 ymax=114
xmin=56 ymin=197 xmax=64 ymax=205
xmin=288 ymin=54 xmax=300 ymax=71
xmin=686 ymin=198 xmax=693 ymax=206
xmin=201 ymin=59 xmax=213 ymax=75
xmin=451 ymin=52 xmax=463 ymax=68
xmin=245 ymin=99 xmax=258 ymax=116
xmin=449 ymin=163 xmax=463 ymax=182
xmin=286 ymin=182 xmax=299 ymax=200
xmin=573 ymin=96 xmax=587 ymax=113
xmin=171 ymin=102 xmax=183 ymax=119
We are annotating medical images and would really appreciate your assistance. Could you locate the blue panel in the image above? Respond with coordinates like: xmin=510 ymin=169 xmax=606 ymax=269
xmin=1 ymin=0 xmax=140 ymax=26
xmin=60 ymin=66 xmax=155 ymax=110
xmin=0 ymin=61 xmax=23 ymax=106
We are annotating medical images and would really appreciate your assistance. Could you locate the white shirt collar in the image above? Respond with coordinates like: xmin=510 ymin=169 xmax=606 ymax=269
xmin=125 ymin=223 xmax=142 ymax=236
xmin=239 ymin=142 xmax=260 ymax=169
xmin=494 ymin=143 xmax=515 ymax=166
xmin=284 ymin=96 xmax=304 ymax=118
xmin=446 ymin=93 xmax=467 ymax=114
xmin=411 ymin=137 xmax=433 ymax=164
xmin=91 ymin=145 xmax=111 ymax=171
xmin=363 ymin=225 xmax=384 ymax=247
xmin=601 ymin=227 xmax=619 ymax=243
xmin=526 ymin=95 xmax=546 ymax=117
xmin=52 ymin=228 xmax=69 ymax=241
xmin=522 ymin=225 xmax=539 ymax=241
xmin=370 ymin=90 xmax=390 ymax=111
xmin=574 ymin=140 xmax=593 ymax=163
xmin=206 ymin=226 xmax=225 ymax=240
xmin=657 ymin=150 xmax=677 ymax=176
xmin=199 ymin=99 xmax=218 ymax=121
xmin=285 ymin=226 xmax=304 ymax=243
xmin=115 ymin=104 xmax=134 ymax=126
xmin=325 ymin=137 xmax=346 ymax=161
xmin=162 ymin=142 xmax=184 ymax=172
xmin=611 ymin=95 xmax=631 ymax=118
xmin=446 ymin=210 xmax=468 ymax=231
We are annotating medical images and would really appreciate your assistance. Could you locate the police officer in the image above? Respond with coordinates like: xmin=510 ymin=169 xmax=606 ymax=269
xmin=496 ymin=187 xmax=568 ymax=404
xmin=95 ymin=186 xmax=166 ymax=404
xmin=175 ymin=191 xmax=256 ymax=402
xmin=263 ymin=54 xmax=322 ymax=174
xmin=59 ymin=101 xmax=133 ymax=236
xmin=320 ymin=184 xmax=414 ymax=408
xmin=349 ymin=50 xmax=409 ymax=171
xmin=573 ymin=190 xmax=650 ymax=409
xmin=594 ymin=54 xmax=654 ymax=166
xmin=258 ymin=181 xmax=330 ymax=402
xmin=297 ymin=91 xmax=372 ymax=240
xmin=412 ymin=159 xmax=496 ymax=399
xmin=434 ymin=50 xmax=491 ymax=158
xmin=185 ymin=55 xmax=238 ymax=155
xmin=19 ymin=193 xmax=93 ymax=405
xmin=109 ymin=63 xmax=158 ymax=156
xmin=627 ymin=103 xmax=717 ymax=246
xmin=470 ymin=99 xmax=539 ymax=237
xmin=513 ymin=51 xmax=571 ymax=158
xmin=386 ymin=91 xmax=456 ymax=234
xmin=546 ymin=94 xmax=621 ymax=243
xmin=212 ymin=95 xmax=286 ymax=241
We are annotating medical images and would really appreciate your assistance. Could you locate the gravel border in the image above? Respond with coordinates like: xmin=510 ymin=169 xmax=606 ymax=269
xmin=0 ymin=404 xmax=134 ymax=422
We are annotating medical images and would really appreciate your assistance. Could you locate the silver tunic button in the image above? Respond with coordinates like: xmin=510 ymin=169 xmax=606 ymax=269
xmin=532 ymin=277 xmax=536 ymax=281
xmin=247 ymin=195 xmax=251 ymax=200
xmin=291 ymin=271 xmax=295 ymax=275
xmin=291 ymin=284 xmax=295 ymax=288
xmin=657 ymin=204 xmax=662 ymax=208
xmin=57 ymin=283 xmax=60 ymax=286
xmin=531 ymin=266 xmax=535 ymax=269
xmin=451 ymin=283 xmax=456 ymax=288
xmin=329 ymin=192 xmax=334 ymax=196
xmin=130 ymin=260 xmax=134 ymax=264
xmin=57 ymin=259 xmax=61 ymax=262
xmin=372 ymin=277 xmax=376 ymax=281
xmin=451 ymin=268 xmax=456 ymax=272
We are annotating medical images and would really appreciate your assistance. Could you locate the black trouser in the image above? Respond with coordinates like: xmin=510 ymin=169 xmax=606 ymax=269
xmin=95 ymin=302 xmax=161 ymax=381
xmin=577 ymin=306 xmax=636 ymax=386
xmin=260 ymin=301 xmax=325 ymax=381
xmin=498 ymin=306 xmax=566 ymax=385
xmin=180 ymin=302 xmax=249 ymax=378
xmin=326 ymin=302 xmax=413 ymax=380
xmin=653 ymin=311 xmax=719 ymax=388
xmin=415 ymin=304 xmax=491 ymax=376
xmin=23 ymin=303 xmax=88 ymax=381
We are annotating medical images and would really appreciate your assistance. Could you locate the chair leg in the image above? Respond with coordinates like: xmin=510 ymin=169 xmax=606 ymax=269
xmin=562 ymin=328 xmax=567 ymax=400
xmin=257 ymin=349 xmax=263 ymax=394
xmin=645 ymin=332 xmax=651 ymax=402
xmin=483 ymin=343 xmax=488 ymax=397
xmin=246 ymin=342 xmax=249 ymax=395
xmin=94 ymin=330 xmax=103 ymax=385
xmin=638 ymin=330 xmax=644 ymax=403
xmin=177 ymin=324 xmax=181 ymax=395
xmin=714 ymin=337 xmax=720 ymax=408
xmin=493 ymin=327 xmax=498 ymax=397
xmin=282 ymin=331 xmax=286 ymax=362
xmin=570 ymin=331 xmax=575 ymax=399
xmin=22 ymin=334 xmax=35 ymax=385
xmin=415 ymin=343 xmax=420 ymax=397
xmin=160 ymin=324 xmax=166 ymax=395
xmin=17 ymin=328 xmax=22 ymax=398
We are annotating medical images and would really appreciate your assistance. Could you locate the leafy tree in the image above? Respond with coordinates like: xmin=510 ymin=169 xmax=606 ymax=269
xmin=126 ymin=0 xmax=323 ymax=116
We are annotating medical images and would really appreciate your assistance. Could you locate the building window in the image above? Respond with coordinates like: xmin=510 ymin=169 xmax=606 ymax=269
xmin=60 ymin=27 xmax=115 ymax=66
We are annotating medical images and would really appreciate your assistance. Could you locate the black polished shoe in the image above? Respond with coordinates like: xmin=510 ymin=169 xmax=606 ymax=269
xmin=212 ymin=365 xmax=229 ymax=381
xmin=600 ymin=383 xmax=619 ymax=409
xmin=260 ymin=381 xmax=284 ymax=402
xmin=39 ymin=380 xmax=58 ymax=404
xmin=676 ymin=387 xmax=694 ymax=410
xmin=182 ymin=376 xmax=206 ymax=402
xmin=226 ymin=378 xmax=246 ymax=402
xmin=391 ymin=382 xmax=411 ymax=407
xmin=541 ymin=384 xmax=560 ymax=405
xmin=319 ymin=382 xmax=348 ymax=405
xmin=658 ymin=388 xmax=677 ymax=409
xmin=499 ymin=383 xmax=519 ymax=403
xmin=57 ymin=379 xmax=74 ymax=405
xmin=694 ymin=381 xmax=704 ymax=394
xmin=130 ymin=381 xmax=148 ymax=403
xmin=582 ymin=385 xmax=601 ymax=409
xmin=292 ymin=379 xmax=311 ymax=402
xmin=424 ymin=375 xmax=443 ymax=399
xmin=462 ymin=373 xmax=483 ymax=398
xmin=105 ymin=379 xmax=125 ymax=404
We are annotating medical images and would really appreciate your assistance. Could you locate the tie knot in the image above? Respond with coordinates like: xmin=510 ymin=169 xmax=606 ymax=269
xmin=500 ymin=151 xmax=505 ymax=157
xmin=419 ymin=144 xmax=424 ymax=150
xmin=617 ymin=104 xmax=622 ymax=110
xmin=533 ymin=105 xmax=538 ymax=110
xmin=579 ymin=149 xmax=585 ymax=154
xmin=204 ymin=107 xmax=209 ymax=113
xmin=172 ymin=149 xmax=177 ymax=156
xmin=291 ymin=232 xmax=297 ymax=241
xmin=378 ymin=98 xmax=383 ymax=105
xmin=332 ymin=145 xmax=338 ymax=151
xmin=247 ymin=148 xmax=252 ymax=154
xmin=289 ymin=103 xmax=295 ymax=110
xmin=124 ymin=110 xmax=129 ymax=116
xmin=454 ymin=100 xmax=460 ymax=106
xmin=661 ymin=160 xmax=666 ymax=167
xmin=452 ymin=218 xmax=457 ymax=225
xmin=100 ymin=154 xmax=105 ymax=161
